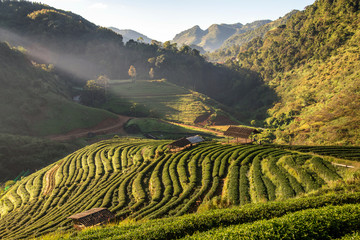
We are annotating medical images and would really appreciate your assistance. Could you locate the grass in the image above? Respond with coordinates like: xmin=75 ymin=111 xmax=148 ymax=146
xmin=102 ymin=80 xmax=232 ymax=125
xmin=32 ymin=94 xmax=117 ymax=136
xmin=0 ymin=42 xmax=117 ymax=137
xmin=109 ymin=80 xmax=190 ymax=97
xmin=0 ymin=133 xmax=85 ymax=182
xmin=125 ymin=118 xmax=220 ymax=139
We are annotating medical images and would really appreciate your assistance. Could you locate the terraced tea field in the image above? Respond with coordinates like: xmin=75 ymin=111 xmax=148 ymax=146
xmin=0 ymin=138 xmax=346 ymax=239
xmin=103 ymin=80 xmax=230 ymax=124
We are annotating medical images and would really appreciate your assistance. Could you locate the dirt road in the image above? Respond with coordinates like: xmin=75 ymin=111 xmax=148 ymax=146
xmin=47 ymin=115 xmax=132 ymax=141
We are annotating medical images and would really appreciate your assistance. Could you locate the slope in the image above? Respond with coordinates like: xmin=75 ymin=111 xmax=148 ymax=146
xmin=0 ymin=42 xmax=117 ymax=136
xmin=0 ymin=1 xmax=274 ymax=125
xmin=102 ymin=79 xmax=237 ymax=125
xmin=0 ymin=138 xmax=352 ymax=239
xmin=41 ymin=193 xmax=360 ymax=240
xmin=237 ymin=0 xmax=360 ymax=145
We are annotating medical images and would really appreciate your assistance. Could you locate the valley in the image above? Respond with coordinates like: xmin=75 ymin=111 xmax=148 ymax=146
xmin=0 ymin=0 xmax=360 ymax=239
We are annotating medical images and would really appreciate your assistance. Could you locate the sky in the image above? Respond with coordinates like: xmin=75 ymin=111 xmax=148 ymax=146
xmin=30 ymin=0 xmax=315 ymax=42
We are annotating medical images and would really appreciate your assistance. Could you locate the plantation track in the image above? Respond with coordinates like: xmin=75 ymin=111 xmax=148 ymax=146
xmin=47 ymin=115 xmax=131 ymax=141
xmin=0 ymin=139 xmax=348 ymax=239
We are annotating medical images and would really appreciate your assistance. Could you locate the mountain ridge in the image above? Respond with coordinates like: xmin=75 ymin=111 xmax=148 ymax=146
xmin=172 ymin=20 xmax=271 ymax=52
xmin=109 ymin=27 xmax=153 ymax=44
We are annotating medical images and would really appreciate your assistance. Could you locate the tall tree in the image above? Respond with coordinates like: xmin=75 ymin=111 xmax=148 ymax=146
xmin=96 ymin=75 xmax=109 ymax=100
xmin=128 ymin=65 xmax=137 ymax=82
xmin=149 ymin=67 xmax=155 ymax=79
xmin=81 ymin=75 xmax=109 ymax=106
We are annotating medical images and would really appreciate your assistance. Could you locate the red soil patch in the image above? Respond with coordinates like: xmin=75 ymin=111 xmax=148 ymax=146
xmin=47 ymin=115 xmax=132 ymax=141
xmin=212 ymin=115 xmax=238 ymax=125
xmin=194 ymin=112 xmax=212 ymax=125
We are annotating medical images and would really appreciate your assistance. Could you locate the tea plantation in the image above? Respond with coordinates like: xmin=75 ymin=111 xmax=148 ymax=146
xmin=0 ymin=138 xmax=358 ymax=239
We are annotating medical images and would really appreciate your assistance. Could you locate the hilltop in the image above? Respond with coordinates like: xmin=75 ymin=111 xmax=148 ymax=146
xmin=172 ymin=20 xmax=271 ymax=52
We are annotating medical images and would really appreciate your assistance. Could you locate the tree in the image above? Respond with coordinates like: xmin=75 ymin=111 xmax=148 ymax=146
xmin=179 ymin=45 xmax=191 ymax=54
xmin=128 ymin=65 xmax=137 ymax=82
xmin=81 ymin=75 xmax=109 ymax=106
xmin=163 ymin=41 xmax=177 ymax=51
xmin=96 ymin=75 xmax=110 ymax=100
xmin=149 ymin=68 xmax=155 ymax=79
xmin=137 ymin=37 xmax=144 ymax=43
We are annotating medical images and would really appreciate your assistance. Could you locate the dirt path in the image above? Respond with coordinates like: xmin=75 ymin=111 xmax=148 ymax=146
xmin=47 ymin=115 xmax=132 ymax=141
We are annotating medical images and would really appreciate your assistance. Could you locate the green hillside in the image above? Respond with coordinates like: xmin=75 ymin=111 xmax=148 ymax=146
xmin=40 ymin=193 xmax=360 ymax=240
xmin=0 ymin=1 xmax=272 ymax=125
xmin=0 ymin=42 xmax=117 ymax=136
xmin=102 ymin=80 xmax=236 ymax=125
xmin=236 ymin=0 xmax=360 ymax=145
xmin=0 ymin=134 xmax=85 ymax=181
xmin=207 ymin=10 xmax=298 ymax=62
xmin=1 ymin=138 xmax=357 ymax=239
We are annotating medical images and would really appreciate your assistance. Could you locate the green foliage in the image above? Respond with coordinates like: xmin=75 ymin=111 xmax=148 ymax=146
xmin=103 ymin=80 xmax=235 ymax=125
xmin=207 ymin=10 xmax=298 ymax=62
xmin=0 ymin=134 xmax=83 ymax=181
xmin=43 ymin=192 xmax=360 ymax=240
xmin=0 ymin=139 xmax=349 ymax=239
xmin=128 ymin=65 xmax=137 ymax=80
xmin=125 ymin=118 xmax=204 ymax=139
xmin=235 ymin=0 xmax=360 ymax=145
xmin=274 ymin=145 xmax=360 ymax=161
xmin=27 ymin=9 xmax=69 ymax=20
xmin=81 ymin=75 xmax=109 ymax=106
xmin=0 ymin=41 xmax=117 ymax=136
xmin=0 ymin=1 xmax=276 ymax=126
xmin=185 ymin=204 xmax=360 ymax=240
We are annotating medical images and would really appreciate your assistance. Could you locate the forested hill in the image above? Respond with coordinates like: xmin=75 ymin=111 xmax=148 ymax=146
xmin=207 ymin=10 xmax=299 ymax=62
xmin=0 ymin=1 xmax=274 ymax=124
xmin=0 ymin=41 xmax=116 ymax=136
xmin=237 ymin=0 xmax=360 ymax=145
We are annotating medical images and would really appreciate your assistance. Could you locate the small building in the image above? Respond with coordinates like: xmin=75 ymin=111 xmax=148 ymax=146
xmin=224 ymin=126 xmax=260 ymax=144
xmin=186 ymin=135 xmax=205 ymax=144
xmin=68 ymin=208 xmax=115 ymax=230
xmin=72 ymin=95 xmax=81 ymax=102
xmin=168 ymin=135 xmax=205 ymax=152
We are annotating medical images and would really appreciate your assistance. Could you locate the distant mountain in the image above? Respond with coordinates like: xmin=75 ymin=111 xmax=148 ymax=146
xmin=189 ymin=44 xmax=206 ymax=54
xmin=207 ymin=10 xmax=299 ymax=62
xmin=173 ymin=20 xmax=271 ymax=52
xmin=221 ymin=10 xmax=298 ymax=50
xmin=109 ymin=27 xmax=152 ymax=44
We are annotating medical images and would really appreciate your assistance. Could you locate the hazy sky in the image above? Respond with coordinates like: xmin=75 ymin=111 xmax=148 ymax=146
xmin=31 ymin=0 xmax=315 ymax=41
